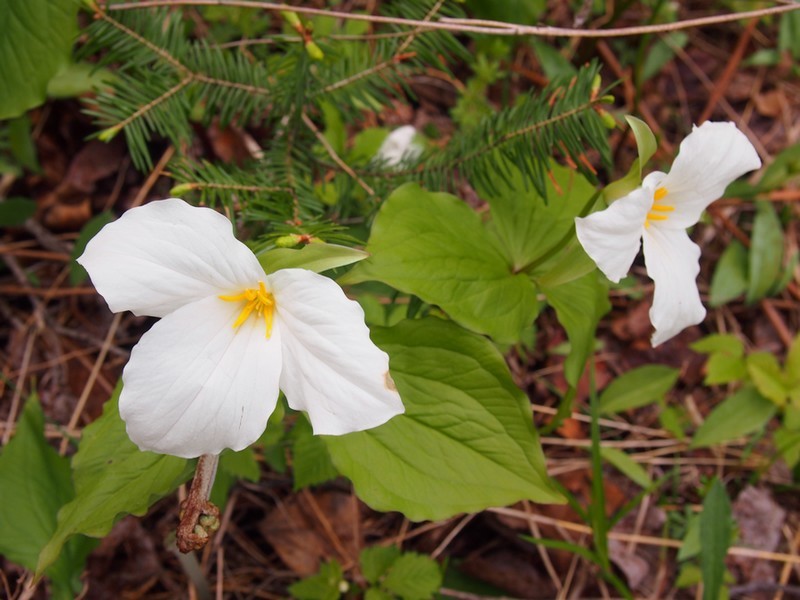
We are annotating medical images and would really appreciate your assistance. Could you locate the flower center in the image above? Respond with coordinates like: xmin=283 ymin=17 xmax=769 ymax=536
xmin=219 ymin=281 xmax=275 ymax=338
xmin=645 ymin=187 xmax=675 ymax=228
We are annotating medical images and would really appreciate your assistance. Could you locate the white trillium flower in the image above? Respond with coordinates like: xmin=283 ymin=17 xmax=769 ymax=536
xmin=78 ymin=199 xmax=404 ymax=458
xmin=375 ymin=125 xmax=423 ymax=167
xmin=575 ymin=121 xmax=761 ymax=346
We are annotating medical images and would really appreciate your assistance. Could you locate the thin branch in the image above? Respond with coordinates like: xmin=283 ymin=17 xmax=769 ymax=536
xmin=301 ymin=112 xmax=375 ymax=197
xmin=107 ymin=1 xmax=800 ymax=38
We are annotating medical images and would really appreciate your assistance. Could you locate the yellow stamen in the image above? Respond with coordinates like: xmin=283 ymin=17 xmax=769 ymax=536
xmin=645 ymin=187 xmax=674 ymax=228
xmin=220 ymin=281 xmax=275 ymax=338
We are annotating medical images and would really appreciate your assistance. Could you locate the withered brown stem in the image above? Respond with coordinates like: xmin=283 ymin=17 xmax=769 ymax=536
xmin=176 ymin=453 xmax=221 ymax=553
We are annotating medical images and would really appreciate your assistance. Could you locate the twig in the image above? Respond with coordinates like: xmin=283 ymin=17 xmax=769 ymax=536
xmin=106 ymin=1 xmax=800 ymax=38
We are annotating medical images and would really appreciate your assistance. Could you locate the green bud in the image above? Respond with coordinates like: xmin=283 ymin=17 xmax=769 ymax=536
xmin=598 ymin=109 xmax=617 ymax=129
xmin=305 ymin=41 xmax=324 ymax=61
xmin=280 ymin=10 xmax=302 ymax=28
xmin=274 ymin=234 xmax=301 ymax=248
xmin=169 ymin=183 xmax=198 ymax=197
xmin=97 ymin=125 xmax=121 ymax=142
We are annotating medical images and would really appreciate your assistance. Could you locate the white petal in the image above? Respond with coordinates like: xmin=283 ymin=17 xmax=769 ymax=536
xmin=78 ymin=199 xmax=264 ymax=318
xmin=119 ymin=295 xmax=282 ymax=458
xmin=657 ymin=122 xmax=761 ymax=228
xmin=642 ymin=227 xmax=706 ymax=346
xmin=374 ymin=125 xmax=422 ymax=167
xmin=575 ymin=187 xmax=651 ymax=283
xmin=268 ymin=269 xmax=404 ymax=435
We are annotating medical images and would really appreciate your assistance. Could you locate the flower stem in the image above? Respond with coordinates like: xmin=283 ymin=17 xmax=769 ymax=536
xmin=176 ymin=453 xmax=221 ymax=553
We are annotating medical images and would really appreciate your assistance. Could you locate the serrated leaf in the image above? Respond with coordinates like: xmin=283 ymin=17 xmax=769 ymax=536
xmin=70 ymin=212 xmax=114 ymax=286
xmin=746 ymin=200 xmax=784 ymax=304
xmin=0 ymin=0 xmax=79 ymax=119
xmin=710 ymin=241 xmax=748 ymax=307
xmin=325 ymin=319 xmax=562 ymax=521
xmin=291 ymin=417 xmax=339 ymax=490
xmin=599 ymin=447 xmax=652 ymax=488
xmin=360 ymin=546 xmax=401 ymax=585
xmin=746 ymin=352 xmax=789 ymax=406
xmin=700 ymin=479 xmax=732 ymax=600
xmin=343 ymin=183 xmax=539 ymax=343
xmin=383 ymin=553 xmax=442 ymax=600
xmin=599 ymin=365 xmax=679 ymax=414
xmin=289 ymin=560 xmax=345 ymax=600
xmin=37 ymin=386 xmax=192 ymax=575
xmin=691 ymin=387 xmax=776 ymax=449
xmin=0 ymin=399 xmax=95 ymax=599
xmin=258 ymin=243 xmax=368 ymax=275
xmin=541 ymin=272 xmax=610 ymax=386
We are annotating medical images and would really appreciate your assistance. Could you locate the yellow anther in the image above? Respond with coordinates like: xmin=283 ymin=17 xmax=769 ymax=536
xmin=653 ymin=187 xmax=668 ymax=201
xmin=645 ymin=187 xmax=674 ymax=228
xmin=219 ymin=281 xmax=275 ymax=338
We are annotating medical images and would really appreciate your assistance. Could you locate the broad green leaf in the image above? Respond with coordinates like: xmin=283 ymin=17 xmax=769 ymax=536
xmin=0 ymin=0 xmax=79 ymax=119
xmin=365 ymin=588 xmax=395 ymax=600
xmin=0 ymin=399 xmax=95 ymax=599
xmin=289 ymin=560 xmax=345 ymax=600
xmin=599 ymin=365 xmax=679 ymax=414
xmin=325 ymin=319 xmax=562 ymax=521
xmin=692 ymin=334 xmax=746 ymax=385
xmin=531 ymin=39 xmax=576 ymax=79
xmin=746 ymin=201 xmax=783 ymax=304
xmin=8 ymin=115 xmax=40 ymax=173
xmin=691 ymin=387 xmax=776 ymax=449
xmin=383 ymin=553 xmax=442 ymax=600
xmin=710 ymin=241 xmax=748 ymax=307
xmin=258 ymin=243 xmax=368 ymax=275
xmin=37 ymin=387 xmax=192 ymax=575
xmin=210 ymin=446 xmax=260 ymax=511
xmin=70 ymin=212 xmax=114 ymax=285
xmin=360 ymin=546 xmax=401 ymax=585
xmin=343 ymin=184 xmax=539 ymax=343
xmin=600 ymin=447 xmax=652 ymax=488
xmin=700 ymin=479 xmax=732 ymax=600
xmin=678 ymin=513 xmax=701 ymax=561
xmin=641 ymin=32 xmax=687 ymax=81
xmin=746 ymin=352 xmax=789 ymax=406
xmin=46 ymin=61 xmax=113 ymax=98
xmin=290 ymin=417 xmax=339 ymax=490
xmin=0 ymin=197 xmax=37 ymax=227
xmin=541 ymin=272 xmax=610 ymax=386
xmin=756 ymin=142 xmax=800 ymax=192
xmin=691 ymin=334 xmax=745 ymax=356
xmin=479 ymin=159 xmax=596 ymax=273
xmin=779 ymin=10 xmax=800 ymax=59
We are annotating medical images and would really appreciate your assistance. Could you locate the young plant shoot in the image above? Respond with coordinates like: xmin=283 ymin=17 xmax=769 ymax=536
xmin=575 ymin=122 xmax=761 ymax=346
xmin=78 ymin=199 xmax=404 ymax=459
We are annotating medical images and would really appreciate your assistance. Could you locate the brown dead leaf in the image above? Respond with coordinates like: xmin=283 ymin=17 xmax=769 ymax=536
xmin=259 ymin=490 xmax=361 ymax=576
xmin=730 ymin=486 xmax=786 ymax=582
xmin=754 ymin=89 xmax=787 ymax=118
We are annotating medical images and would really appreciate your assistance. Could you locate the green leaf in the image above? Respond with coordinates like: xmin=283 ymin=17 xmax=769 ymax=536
xmin=210 ymin=446 xmax=260 ymax=511
xmin=710 ymin=241 xmax=748 ymax=307
xmin=70 ymin=212 xmax=114 ymax=285
xmin=746 ymin=352 xmax=789 ymax=406
xmin=0 ymin=399 xmax=95 ymax=599
xmin=0 ymin=197 xmax=37 ymax=226
xmin=599 ymin=365 xmax=679 ymax=414
xmin=8 ymin=115 xmax=40 ymax=173
xmin=0 ymin=0 xmax=79 ymax=119
xmin=37 ymin=386 xmax=192 ymax=575
xmin=775 ymin=426 xmax=800 ymax=469
xmin=46 ymin=61 xmax=113 ymax=98
xmin=531 ymin=39 xmax=576 ymax=80
xmin=320 ymin=100 xmax=345 ymax=157
xmin=290 ymin=417 xmax=339 ymax=490
xmin=746 ymin=201 xmax=784 ymax=304
xmin=365 ymin=588 xmax=395 ymax=600
xmin=691 ymin=387 xmax=776 ymax=449
xmin=325 ymin=319 xmax=562 ymax=521
xmin=382 ymin=553 xmax=442 ymax=600
xmin=692 ymin=334 xmax=746 ymax=385
xmin=343 ymin=184 xmax=539 ymax=343
xmin=289 ymin=560 xmax=345 ymax=600
xmin=678 ymin=513 xmax=701 ymax=561
xmin=360 ymin=546 xmax=401 ymax=585
xmin=541 ymin=272 xmax=610 ymax=386
xmin=785 ymin=333 xmax=800 ymax=382
xmin=479 ymin=159 xmax=597 ymax=274
xmin=625 ymin=116 xmax=657 ymax=174
xmin=700 ymin=479 xmax=732 ymax=600
xmin=258 ymin=243 xmax=368 ymax=275
xmin=779 ymin=10 xmax=800 ymax=59
xmin=599 ymin=447 xmax=652 ymax=488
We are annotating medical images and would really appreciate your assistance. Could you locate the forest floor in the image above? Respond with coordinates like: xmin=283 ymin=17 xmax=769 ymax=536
xmin=2 ymin=2 xmax=800 ymax=599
